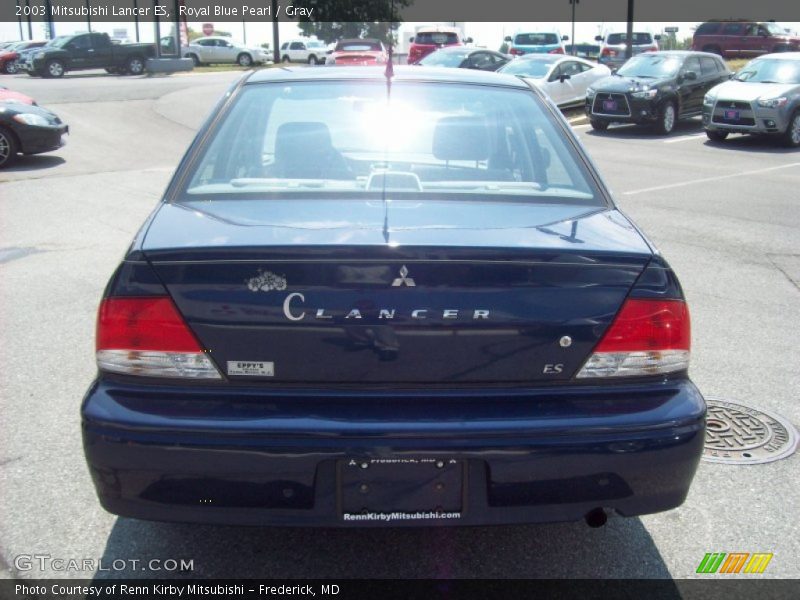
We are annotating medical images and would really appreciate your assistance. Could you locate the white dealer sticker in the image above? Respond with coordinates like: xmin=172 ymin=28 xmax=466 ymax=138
xmin=227 ymin=361 xmax=274 ymax=377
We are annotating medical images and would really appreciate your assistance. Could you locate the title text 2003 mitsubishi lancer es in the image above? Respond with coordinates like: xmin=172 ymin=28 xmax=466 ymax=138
xmin=81 ymin=67 xmax=705 ymax=528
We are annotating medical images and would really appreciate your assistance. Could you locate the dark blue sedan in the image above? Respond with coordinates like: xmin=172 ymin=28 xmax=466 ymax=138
xmin=82 ymin=67 xmax=705 ymax=527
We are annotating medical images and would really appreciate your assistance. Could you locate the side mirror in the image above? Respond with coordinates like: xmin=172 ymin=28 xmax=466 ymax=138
xmin=654 ymin=34 xmax=662 ymax=41
xmin=594 ymin=35 xmax=603 ymax=42
xmin=684 ymin=70 xmax=697 ymax=80
xmin=466 ymin=37 xmax=474 ymax=44
xmin=562 ymin=35 xmax=569 ymax=41
xmin=504 ymin=36 xmax=513 ymax=42
xmin=560 ymin=73 xmax=571 ymax=82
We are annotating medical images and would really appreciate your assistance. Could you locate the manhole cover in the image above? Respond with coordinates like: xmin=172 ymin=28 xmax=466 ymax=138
xmin=703 ymin=398 xmax=798 ymax=464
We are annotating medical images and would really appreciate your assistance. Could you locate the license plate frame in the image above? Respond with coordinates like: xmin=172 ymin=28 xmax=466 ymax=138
xmin=602 ymin=99 xmax=618 ymax=112
xmin=724 ymin=109 xmax=740 ymax=121
xmin=338 ymin=458 xmax=464 ymax=520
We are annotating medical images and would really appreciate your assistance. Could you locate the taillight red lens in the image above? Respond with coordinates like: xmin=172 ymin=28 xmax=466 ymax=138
xmin=96 ymin=297 xmax=202 ymax=353
xmin=510 ymin=48 xmax=523 ymax=55
xmin=595 ymin=299 xmax=691 ymax=353
xmin=549 ymin=47 xmax=564 ymax=54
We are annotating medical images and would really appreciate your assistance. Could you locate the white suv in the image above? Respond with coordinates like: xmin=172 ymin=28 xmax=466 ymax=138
xmin=280 ymin=39 xmax=327 ymax=65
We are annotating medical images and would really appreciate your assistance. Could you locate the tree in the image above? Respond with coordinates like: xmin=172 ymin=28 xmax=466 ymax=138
xmin=293 ymin=0 xmax=412 ymax=45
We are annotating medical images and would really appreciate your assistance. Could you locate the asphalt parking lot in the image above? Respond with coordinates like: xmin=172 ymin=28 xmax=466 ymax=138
xmin=0 ymin=69 xmax=798 ymax=580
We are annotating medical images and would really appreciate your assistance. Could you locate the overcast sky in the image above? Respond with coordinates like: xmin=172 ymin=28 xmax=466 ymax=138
xmin=2 ymin=20 xmax=799 ymax=49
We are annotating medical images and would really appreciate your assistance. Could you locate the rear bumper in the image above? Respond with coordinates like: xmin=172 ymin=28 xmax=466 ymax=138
xmin=82 ymin=378 xmax=705 ymax=527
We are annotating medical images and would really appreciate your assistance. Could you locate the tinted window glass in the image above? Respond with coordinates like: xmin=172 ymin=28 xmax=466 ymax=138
xmin=72 ymin=36 xmax=91 ymax=50
xmin=515 ymin=33 xmax=559 ymax=46
xmin=335 ymin=41 xmax=383 ymax=52
xmin=290 ymin=42 xmax=305 ymax=50
xmin=722 ymin=24 xmax=745 ymax=35
xmin=700 ymin=57 xmax=719 ymax=75
xmin=415 ymin=32 xmax=459 ymax=45
xmin=682 ymin=57 xmax=701 ymax=75
xmin=695 ymin=23 xmax=720 ymax=35
xmin=184 ymin=81 xmax=601 ymax=206
xmin=606 ymin=33 xmax=653 ymax=45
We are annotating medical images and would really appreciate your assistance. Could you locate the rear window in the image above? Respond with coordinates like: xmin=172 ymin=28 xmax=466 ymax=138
xmin=419 ymin=50 xmax=469 ymax=67
xmin=335 ymin=41 xmax=382 ymax=52
xmin=183 ymin=81 xmax=601 ymax=207
xmin=606 ymin=33 xmax=653 ymax=45
xmin=695 ymin=23 xmax=720 ymax=35
xmin=514 ymin=33 xmax=559 ymax=46
xmin=414 ymin=32 xmax=459 ymax=45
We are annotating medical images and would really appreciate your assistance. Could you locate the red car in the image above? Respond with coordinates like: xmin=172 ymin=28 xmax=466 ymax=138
xmin=0 ymin=87 xmax=36 ymax=105
xmin=0 ymin=41 xmax=47 ymax=74
xmin=327 ymin=39 xmax=387 ymax=66
xmin=408 ymin=27 xmax=468 ymax=64
xmin=692 ymin=21 xmax=800 ymax=58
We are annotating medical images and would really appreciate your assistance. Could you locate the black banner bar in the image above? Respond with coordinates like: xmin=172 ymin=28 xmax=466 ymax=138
xmin=3 ymin=0 xmax=800 ymax=23
xmin=2 ymin=579 xmax=799 ymax=600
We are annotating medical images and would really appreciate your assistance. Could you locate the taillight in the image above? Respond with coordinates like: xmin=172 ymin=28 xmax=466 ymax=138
xmin=601 ymin=48 xmax=617 ymax=57
xmin=96 ymin=297 xmax=221 ymax=379
xmin=644 ymin=46 xmax=658 ymax=52
xmin=510 ymin=48 xmax=524 ymax=56
xmin=576 ymin=299 xmax=690 ymax=378
xmin=549 ymin=47 xmax=564 ymax=54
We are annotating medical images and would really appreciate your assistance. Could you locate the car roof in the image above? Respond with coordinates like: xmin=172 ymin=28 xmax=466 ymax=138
xmin=758 ymin=52 xmax=800 ymax=60
xmin=416 ymin=26 xmax=460 ymax=33
xmin=337 ymin=39 xmax=382 ymax=44
xmin=246 ymin=65 xmax=531 ymax=89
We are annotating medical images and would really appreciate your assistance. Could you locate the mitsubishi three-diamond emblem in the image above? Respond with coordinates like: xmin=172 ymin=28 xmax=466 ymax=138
xmin=391 ymin=265 xmax=415 ymax=287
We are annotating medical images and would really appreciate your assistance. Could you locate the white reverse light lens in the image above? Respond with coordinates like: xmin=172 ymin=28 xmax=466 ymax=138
xmin=97 ymin=349 xmax=222 ymax=379
xmin=576 ymin=350 xmax=690 ymax=378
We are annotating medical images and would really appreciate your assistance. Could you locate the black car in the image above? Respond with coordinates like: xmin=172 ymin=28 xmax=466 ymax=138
xmin=586 ymin=51 xmax=731 ymax=134
xmin=417 ymin=46 xmax=510 ymax=71
xmin=0 ymin=99 xmax=68 ymax=168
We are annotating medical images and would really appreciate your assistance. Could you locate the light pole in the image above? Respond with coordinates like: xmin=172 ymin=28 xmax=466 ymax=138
xmin=569 ymin=0 xmax=579 ymax=56
xmin=626 ymin=0 xmax=634 ymax=59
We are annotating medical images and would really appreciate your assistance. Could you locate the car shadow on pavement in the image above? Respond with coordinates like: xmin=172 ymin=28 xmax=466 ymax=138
xmin=703 ymin=135 xmax=799 ymax=154
xmin=584 ymin=119 xmax=703 ymax=139
xmin=93 ymin=515 xmax=676 ymax=580
xmin=4 ymin=155 xmax=65 ymax=173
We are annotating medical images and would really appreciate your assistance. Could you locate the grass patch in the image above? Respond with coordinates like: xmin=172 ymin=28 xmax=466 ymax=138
xmin=726 ymin=58 xmax=749 ymax=72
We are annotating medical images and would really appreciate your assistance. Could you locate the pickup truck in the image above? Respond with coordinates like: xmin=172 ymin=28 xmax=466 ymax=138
xmin=25 ymin=33 xmax=156 ymax=78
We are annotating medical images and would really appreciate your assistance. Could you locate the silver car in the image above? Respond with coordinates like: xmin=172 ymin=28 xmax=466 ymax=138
xmin=498 ymin=55 xmax=611 ymax=108
xmin=183 ymin=36 xmax=270 ymax=67
xmin=703 ymin=52 xmax=800 ymax=147
xmin=596 ymin=32 xmax=660 ymax=69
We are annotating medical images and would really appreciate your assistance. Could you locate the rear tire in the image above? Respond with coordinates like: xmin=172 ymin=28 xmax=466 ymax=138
xmin=44 ymin=59 xmax=65 ymax=78
xmin=782 ymin=110 xmax=800 ymax=148
xmin=237 ymin=53 xmax=253 ymax=67
xmin=590 ymin=119 xmax=609 ymax=131
xmin=282 ymin=55 xmax=291 ymax=63
xmin=0 ymin=126 xmax=19 ymax=169
xmin=126 ymin=56 xmax=146 ymax=75
xmin=654 ymin=101 xmax=677 ymax=135
xmin=308 ymin=54 xmax=318 ymax=65
xmin=188 ymin=54 xmax=201 ymax=67
xmin=705 ymin=129 xmax=729 ymax=143
xmin=4 ymin=61 xmax=19 ymax=74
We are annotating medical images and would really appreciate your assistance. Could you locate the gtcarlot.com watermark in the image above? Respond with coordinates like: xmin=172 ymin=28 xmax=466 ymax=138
xmin=14 ymin=554 xmax=194 ymax=573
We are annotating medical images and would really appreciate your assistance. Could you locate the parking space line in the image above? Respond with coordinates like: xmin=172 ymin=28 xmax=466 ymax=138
xmin=623 ymin=162 xmax=800 ymax=196
xmin=571 ymin=123 xmax=591 ymax=130
xmin=664 ymin=133 xmax=707 ymax=144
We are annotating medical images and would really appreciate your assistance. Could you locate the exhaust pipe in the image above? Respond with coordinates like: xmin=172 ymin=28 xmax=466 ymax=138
xmin=585 ymin=508 xmax=608 ymax=528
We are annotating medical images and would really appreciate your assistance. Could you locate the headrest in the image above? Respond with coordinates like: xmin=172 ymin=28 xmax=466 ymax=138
xmin=432 ymin=116 xmax=490 ymax=162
